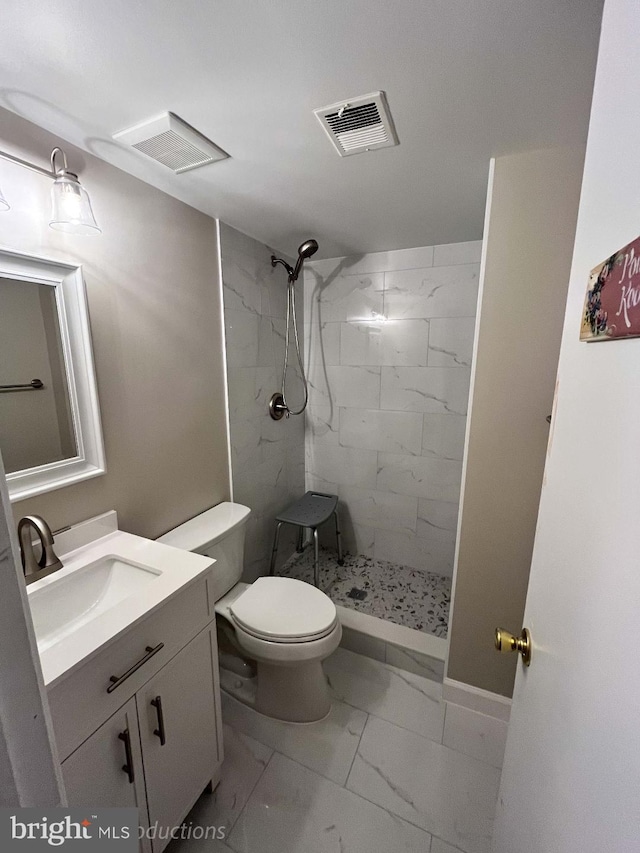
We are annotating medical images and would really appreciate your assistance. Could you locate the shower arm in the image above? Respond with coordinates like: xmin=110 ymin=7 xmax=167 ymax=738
xmin=271 ymin=256 xmax=295 ymax=281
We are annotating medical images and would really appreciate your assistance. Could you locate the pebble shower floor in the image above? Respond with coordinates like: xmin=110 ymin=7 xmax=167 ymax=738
xmin=279 ymin=547 xmax=451 ymax=638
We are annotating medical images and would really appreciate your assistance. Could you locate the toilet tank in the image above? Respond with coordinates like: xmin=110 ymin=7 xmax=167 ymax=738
xmin=157 ymin=502 xmax=251 ymax=601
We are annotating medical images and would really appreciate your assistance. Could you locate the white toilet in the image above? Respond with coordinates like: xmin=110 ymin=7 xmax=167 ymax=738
xmin=158 ymin=502 xmax=341 ymax=722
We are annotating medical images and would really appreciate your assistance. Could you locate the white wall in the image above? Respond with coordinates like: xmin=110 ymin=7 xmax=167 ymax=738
xmin=304 ymin=241 xmax=481 ymax=576
xmin=493 ymin=1 xmax=640 ymax=848
xmin=220 ymin=223 xmax=305 ymax=581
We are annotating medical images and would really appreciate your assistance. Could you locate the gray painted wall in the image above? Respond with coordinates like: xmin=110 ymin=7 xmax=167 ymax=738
xmin=447 ymin=147 xmax=585 ymax=698
xmin=0 ymin=108 xmax=230 ymax=538
xmin=0 ymin=279 xmax=71 ymax=472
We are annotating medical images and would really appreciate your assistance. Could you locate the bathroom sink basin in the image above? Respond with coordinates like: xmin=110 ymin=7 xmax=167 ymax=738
xmin=25 ymin=517 xmax=215 ymax=688
xmin=29 ymin=556 xmax=162 ymax=653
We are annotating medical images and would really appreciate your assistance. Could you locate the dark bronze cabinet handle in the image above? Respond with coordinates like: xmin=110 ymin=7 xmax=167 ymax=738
xmin=151 ymin=696 xmax=166 ymax=746
xmin=118 ymin=730 xmax=134 ymax=784
xmin=107 ymin=643 xmax=164 ymax=693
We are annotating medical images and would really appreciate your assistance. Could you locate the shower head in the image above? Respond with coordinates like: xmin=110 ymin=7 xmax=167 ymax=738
xmin=291 ymin=238 xmax=319 ymax=282
xmin=298 ymin=238 xmax=319 ymax=259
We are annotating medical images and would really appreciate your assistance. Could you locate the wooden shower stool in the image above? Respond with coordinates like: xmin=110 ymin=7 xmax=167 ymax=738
xmin=269 ymin=491 xmax=344 ymax=588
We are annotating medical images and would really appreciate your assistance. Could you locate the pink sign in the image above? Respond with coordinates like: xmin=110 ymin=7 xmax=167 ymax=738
xmin=581 ymin=234 xmax=640 ymax=341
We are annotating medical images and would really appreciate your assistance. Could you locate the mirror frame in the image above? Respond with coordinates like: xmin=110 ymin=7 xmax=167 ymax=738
xmin=0 ymin=249 xmax=105 ymax=502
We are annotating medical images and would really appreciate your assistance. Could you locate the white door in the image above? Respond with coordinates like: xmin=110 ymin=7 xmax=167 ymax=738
xmin=492 ymin=2 xmax=640 ymax=851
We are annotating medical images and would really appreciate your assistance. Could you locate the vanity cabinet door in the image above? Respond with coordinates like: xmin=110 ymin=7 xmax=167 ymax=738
xmin=61 ymin=697 xmax=151 ymax=852
xmin=136 ymin=627 xmax=219 ymax=853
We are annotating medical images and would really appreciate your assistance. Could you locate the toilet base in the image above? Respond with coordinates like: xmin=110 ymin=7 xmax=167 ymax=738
xmin=219 ymin=660 xmax=332 ymax=723
xmin=256 ymin=659 xmax=332 ymax=722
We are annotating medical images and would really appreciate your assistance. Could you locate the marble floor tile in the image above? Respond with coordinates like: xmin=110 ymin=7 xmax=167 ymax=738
xmin=442 ymin=703 xmax=508 ymax=769
xmin=346 ymin=715 xmax=501 ymax=853
xmin=168 ymin=838 xmax=234 ymax=853
xmin=228 ymin=752 xmax=432 ymax=853
xmin=431 ymin=837 xmax=466 ymax=853
xmin=279 ymin=547 xmax=451 ymax=638
xmin=324 ymin=648 xmax=445 ymax=742
xmin=167 ymin=725 xmax=272 ymax=852
xmin=221 ymin=691 xmax=367 ymax=786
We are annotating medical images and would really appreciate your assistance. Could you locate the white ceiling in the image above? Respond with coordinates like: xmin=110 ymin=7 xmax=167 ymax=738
xmin=0 ymin=0 xmax=603 ymax=259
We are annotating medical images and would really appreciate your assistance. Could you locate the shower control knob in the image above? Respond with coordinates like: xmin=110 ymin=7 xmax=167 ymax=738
xmin=269 ymin=392 xmax=289 ymax=421
xmin=494 ymin=627 xmax=532 ymax=666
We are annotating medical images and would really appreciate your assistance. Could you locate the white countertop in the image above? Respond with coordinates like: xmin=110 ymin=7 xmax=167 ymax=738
xmin=29 ymin=526 xmax=214 ymax=687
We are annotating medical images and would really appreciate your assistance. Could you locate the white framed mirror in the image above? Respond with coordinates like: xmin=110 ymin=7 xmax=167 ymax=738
xmin=0 ymin=249 xmax=105 ymax=501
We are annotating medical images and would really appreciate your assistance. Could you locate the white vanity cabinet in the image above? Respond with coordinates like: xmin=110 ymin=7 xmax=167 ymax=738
xmin=136 ymin=628 xmax=219 ymax=841
xmin=60 ymin=696 xmax=148 ymax=812
xmin=51 ymin=575 xmax=223 ymax=853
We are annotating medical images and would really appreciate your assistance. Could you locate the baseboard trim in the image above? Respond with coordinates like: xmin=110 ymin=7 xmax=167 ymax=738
xmin=443 ymin=677 xmax=512 ymax=722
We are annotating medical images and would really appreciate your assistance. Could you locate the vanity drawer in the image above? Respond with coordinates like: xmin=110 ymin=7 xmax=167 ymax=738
xmin=49 ymin=577 xmax=211 ymax=761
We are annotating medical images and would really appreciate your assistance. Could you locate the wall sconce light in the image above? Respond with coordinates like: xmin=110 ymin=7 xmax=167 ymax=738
xmin=0 ymin=145 xmax=101 ymax=235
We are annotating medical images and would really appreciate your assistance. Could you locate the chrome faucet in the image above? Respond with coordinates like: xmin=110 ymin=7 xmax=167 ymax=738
xmin=18 ymin=515 xmax=64 ymax=585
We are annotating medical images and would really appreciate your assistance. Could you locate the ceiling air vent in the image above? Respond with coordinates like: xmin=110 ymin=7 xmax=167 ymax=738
xmin=314 ymin=91 xmax=399 ymax=157
xmin=113 ymin=112 xmax=228 ymax=173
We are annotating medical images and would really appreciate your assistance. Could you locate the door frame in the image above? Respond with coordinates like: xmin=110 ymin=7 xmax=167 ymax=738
xmin=0 ymin=450 xmax=64 ymax=805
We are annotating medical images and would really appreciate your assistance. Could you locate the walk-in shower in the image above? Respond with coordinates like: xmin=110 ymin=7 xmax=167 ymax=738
xmin=269 ymin=238 xmax=318 ymax=420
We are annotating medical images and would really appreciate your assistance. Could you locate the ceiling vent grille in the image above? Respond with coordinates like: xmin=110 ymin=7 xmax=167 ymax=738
xmin=113 ymin=112 xmax=228 ymax=173
xmin=314 ymin=91 xmax=399 ymax=157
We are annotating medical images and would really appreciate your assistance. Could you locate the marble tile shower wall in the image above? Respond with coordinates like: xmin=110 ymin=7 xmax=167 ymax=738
xmin=303 ymin=241 xmax=481 ymax=577
xmin=220 ymin=222 xmax=305 ymax=581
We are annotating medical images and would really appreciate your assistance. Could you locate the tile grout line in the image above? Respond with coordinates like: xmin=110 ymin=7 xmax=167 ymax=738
xmin=363 ymin=706 xmax=502 ymax=771
xmin=343 ymin=711 xmax=369 ymax=790
xmin=260 ymin=744 xmax=434 ymax=847
xmin=348 ymin=705 xmax=445 ymax=746
xmin=313 ymin=259 xmax=480 ymax=278
xmin=225 ymin=744 xmax=278 ymax=841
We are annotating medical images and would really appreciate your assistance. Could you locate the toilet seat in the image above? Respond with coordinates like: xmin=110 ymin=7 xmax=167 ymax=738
xmin=230 ymin=576 xmax=337 ymax=644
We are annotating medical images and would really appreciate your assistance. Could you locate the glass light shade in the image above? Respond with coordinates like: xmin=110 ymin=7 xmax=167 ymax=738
xmin=0 ymin=185 xmax=10 ymax=211
xmin=49 ymin=175 xmax=101 ymax=235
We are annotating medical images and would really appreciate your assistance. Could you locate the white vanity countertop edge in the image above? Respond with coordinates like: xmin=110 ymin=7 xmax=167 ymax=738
xmin=30 ymin=530 xmax=214 ymax=689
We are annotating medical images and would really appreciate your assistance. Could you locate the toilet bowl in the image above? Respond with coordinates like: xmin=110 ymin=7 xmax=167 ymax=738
xmin=158 ymin=502 xmax=341 ymax=722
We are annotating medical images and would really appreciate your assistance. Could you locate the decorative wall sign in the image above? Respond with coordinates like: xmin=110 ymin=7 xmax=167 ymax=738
xmin=581 ymin=234 xmax=640 ymax=341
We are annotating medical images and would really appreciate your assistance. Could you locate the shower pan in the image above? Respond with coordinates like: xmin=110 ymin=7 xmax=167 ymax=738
xmin=269 ymin=238 xmax=318 ymax=420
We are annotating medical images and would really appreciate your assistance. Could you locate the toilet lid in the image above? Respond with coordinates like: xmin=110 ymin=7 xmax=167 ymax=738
xmin=230 ymin=576 xmax=337 ymax=643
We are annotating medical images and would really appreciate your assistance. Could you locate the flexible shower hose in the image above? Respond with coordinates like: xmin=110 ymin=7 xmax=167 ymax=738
xmin=280 ymin=279 xmax=308 ymax=416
